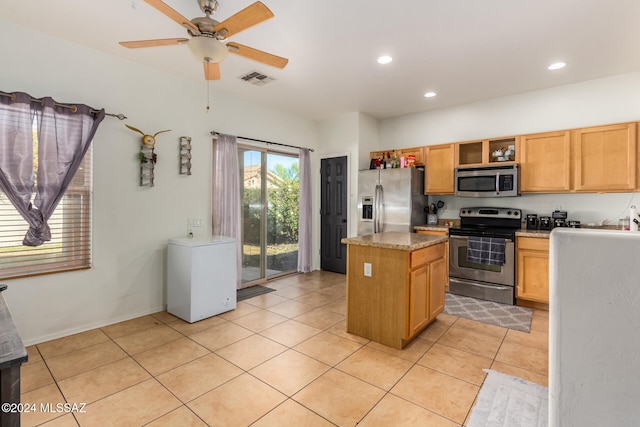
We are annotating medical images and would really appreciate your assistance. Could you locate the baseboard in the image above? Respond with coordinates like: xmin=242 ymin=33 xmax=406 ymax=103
xmin=516 ymin=299 xmax=549 ymax=311
xmin=22 ymin=305 xmax=167 ymax=346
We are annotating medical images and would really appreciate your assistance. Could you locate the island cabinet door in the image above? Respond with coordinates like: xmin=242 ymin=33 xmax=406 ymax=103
xmin=428 ymin=255 xmax=447 ymax=320
xmin=408 ymin=265 xmax=429 ymax=338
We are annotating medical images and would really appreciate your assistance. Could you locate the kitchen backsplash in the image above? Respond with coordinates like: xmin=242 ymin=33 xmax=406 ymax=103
xmin=433 ymin=192 xmax=640 ymax=227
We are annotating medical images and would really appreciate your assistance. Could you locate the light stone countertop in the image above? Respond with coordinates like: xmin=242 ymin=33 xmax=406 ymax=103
xmin=516 ymin=229 xmax=552 ymax=238
xmin=516 ymin=225 xmax=618 ymax=238
xmin=413 ymin=225 xmax=450 ymax=232
xmin=341 ymin=232 xmax=447 ymax=251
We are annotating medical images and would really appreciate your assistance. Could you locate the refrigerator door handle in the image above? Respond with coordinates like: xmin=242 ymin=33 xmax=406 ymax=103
xmin=375 ymin=184 xmax=384 ymax=233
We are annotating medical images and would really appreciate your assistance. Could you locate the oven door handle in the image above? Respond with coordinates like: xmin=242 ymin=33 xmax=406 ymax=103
xmin=449 ymin=235 xmax=513 ymax=243
xmin=495 ymin=172 xmax=500 ymax=195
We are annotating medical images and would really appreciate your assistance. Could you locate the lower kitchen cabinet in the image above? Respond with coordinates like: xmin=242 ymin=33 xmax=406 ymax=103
xmin=408 ymin=243 xmax=447 ymax=338
xmin=345 ymin=239 xmax=447 ymax=349
xmin=416 ymin=229 xmax=449 ymax=290
xmin=516 ymin=236 xmax=549 ymax=304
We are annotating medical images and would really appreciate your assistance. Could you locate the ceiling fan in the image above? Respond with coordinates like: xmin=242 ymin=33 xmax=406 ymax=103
xmin=119 ymin=0 xmax=288 ymax=80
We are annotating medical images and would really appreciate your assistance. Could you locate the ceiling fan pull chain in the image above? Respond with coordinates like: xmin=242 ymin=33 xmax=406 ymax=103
xmin=206 ymin=80 xmax=211 ymax=113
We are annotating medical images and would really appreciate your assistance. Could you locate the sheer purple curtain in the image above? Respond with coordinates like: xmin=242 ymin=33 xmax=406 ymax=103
xmin=297 ymin=148 xmax=312 ymax=272
xmin=212 ymin=133 xmax=242 ymax=287
xmin=0 ymin=92 xmax=104 ymax=246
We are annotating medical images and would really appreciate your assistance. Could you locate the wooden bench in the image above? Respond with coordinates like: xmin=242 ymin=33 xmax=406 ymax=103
xmin=0 ymin=286 xmax=28 ymax=427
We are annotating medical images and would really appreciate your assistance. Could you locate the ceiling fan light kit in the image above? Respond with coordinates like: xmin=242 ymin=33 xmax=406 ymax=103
xmin=188 ymin=36 xmax=229 ymax=63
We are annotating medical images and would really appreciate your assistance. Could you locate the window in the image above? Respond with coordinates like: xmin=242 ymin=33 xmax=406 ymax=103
xmin=0 ymin=121 xmax=92 ymax=279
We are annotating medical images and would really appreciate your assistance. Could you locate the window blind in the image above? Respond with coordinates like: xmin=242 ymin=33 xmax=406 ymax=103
xmin=0 ymin=148 xmax=92 ymax=279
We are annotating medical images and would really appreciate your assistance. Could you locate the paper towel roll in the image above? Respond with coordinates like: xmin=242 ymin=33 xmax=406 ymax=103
xmin=631 ymin=205 xmax=638 ymax=231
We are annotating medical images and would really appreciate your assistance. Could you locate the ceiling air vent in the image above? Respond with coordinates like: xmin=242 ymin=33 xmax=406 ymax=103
xmin=238 ymin=70 xmax=275 ymax=86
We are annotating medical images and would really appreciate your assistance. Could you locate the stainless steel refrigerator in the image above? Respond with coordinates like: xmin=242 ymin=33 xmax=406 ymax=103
xmin=357 ymin=168 xmax=428 ymax=235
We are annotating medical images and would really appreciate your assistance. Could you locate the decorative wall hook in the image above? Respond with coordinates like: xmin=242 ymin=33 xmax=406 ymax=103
xmin=126 ymin=124 xmax=171 ymax=187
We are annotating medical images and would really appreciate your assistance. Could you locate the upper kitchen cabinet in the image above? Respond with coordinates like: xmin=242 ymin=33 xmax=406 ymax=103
xmin=455 ymin=137 xmax=518 ymax=167
xmin=573 ymin=122 xmax=638 ymax=192
xmin=424 ymin=144 xmax=455 ymax=194
xmin=519 ymin=130 xmax=572 ymax=192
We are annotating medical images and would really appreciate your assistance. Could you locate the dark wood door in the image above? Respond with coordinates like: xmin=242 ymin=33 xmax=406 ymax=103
xmin=320 ymin=156 xmax=348 ymax=273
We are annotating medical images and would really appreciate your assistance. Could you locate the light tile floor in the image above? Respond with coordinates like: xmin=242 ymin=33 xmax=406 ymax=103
xmin=20 ymin=271 xmax=549 ymax=426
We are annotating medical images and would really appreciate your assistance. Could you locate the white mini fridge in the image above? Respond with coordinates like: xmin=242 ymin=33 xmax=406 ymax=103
xmin=167 ymin=236 xmax=237 ymax=323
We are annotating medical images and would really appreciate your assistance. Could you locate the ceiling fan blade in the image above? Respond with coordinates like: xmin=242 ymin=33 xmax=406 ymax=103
xmin=214 ymin=1 xmax=274 ymax=38
xmin=227 ymin=43 xmax=288 ymax=69
xmin=204 ymin=62 xmax=221 ymax=80
xmin=144 ymin=0 xmax=199 ymax=32
xmin=119 ymin=38 xmax=189 ymax=48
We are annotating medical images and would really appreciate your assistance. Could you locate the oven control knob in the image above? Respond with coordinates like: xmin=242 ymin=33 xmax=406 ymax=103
xmin=513 ymin=211 xmax=520 ymax=217
xmin=507 ymin=210 xmax=512 ymax=215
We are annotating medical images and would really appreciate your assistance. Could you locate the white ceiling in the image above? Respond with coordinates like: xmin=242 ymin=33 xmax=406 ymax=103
xmin=2 ymin=0 xmax=640 ymax=120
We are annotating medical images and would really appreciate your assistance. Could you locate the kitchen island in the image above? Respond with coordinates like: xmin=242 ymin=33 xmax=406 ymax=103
xmin=341 ymin=232 xmax=448 ymax=349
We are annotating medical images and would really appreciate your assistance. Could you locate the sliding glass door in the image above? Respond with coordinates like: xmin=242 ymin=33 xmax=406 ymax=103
xmin=238 ymin=146 xmax=299 ymax=285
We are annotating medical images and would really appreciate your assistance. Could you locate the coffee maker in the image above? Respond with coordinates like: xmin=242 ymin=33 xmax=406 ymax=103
xmin=526 ymin=214 xmax=538 ymax=230
xmin=539 ymin=216 xmax=552 ymax=230
xmin=552 ymin=210 xmax=568 ymax=228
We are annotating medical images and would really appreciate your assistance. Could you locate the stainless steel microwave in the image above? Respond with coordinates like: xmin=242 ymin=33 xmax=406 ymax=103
xmin=455 ymin=164 xmax=519 ymax=197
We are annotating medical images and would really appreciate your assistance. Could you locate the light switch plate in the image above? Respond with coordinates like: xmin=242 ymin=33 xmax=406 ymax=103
xmin=187 ymin=217 xmax=205 ymax=237
xmin=187 ymin=217 xmax=205 ymax=227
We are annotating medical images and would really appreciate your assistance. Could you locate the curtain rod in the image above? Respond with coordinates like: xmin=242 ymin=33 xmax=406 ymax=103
xmin=211 ymin=130 xmax=314 ymax=152
xmin=0 ymin=92 xmax=127 ymax=120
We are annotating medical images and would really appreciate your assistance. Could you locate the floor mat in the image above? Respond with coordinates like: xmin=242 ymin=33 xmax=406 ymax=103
xmin=237 ymin=285 xmax=276 ymax=301
xmin=468 ymin=370 xmax=548 ymax=427
xmin=443 ymin=293 xmax=533 ymax=332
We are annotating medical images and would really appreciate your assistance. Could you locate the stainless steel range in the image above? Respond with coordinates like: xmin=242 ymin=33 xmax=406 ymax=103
xmin=448 ymin=207 xmax=522 ymax=305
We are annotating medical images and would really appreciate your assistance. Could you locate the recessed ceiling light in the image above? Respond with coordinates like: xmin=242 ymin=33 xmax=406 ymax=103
xmin=548 ymin=62 xmax=566 ymax=70
xmin=377 ymin=55 xmax=392 ymax=64
xmin=424 ymin=91 xmax=437 ymax=98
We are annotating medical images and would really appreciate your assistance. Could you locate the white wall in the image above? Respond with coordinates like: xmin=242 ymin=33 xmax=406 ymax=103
xmin=549 ymin=229 xmax=640 ymax=426
xmin=377 ymin=72 xmax=640 ymax=225
xmin=0 ymin=21 xmax=318 ymax=345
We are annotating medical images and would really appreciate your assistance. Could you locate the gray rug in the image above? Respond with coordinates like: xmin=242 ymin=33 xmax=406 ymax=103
xmin=237 ymin=285 xmax=276 ymax=301
xmin=444 ymin=293 xmax=533 ymax=332
xmin=468 ymin=370 xmax=548 ymax=427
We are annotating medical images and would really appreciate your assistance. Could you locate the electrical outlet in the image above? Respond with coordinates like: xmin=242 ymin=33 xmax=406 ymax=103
xmin=364 ymin=262 xmax=372 ymax=277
